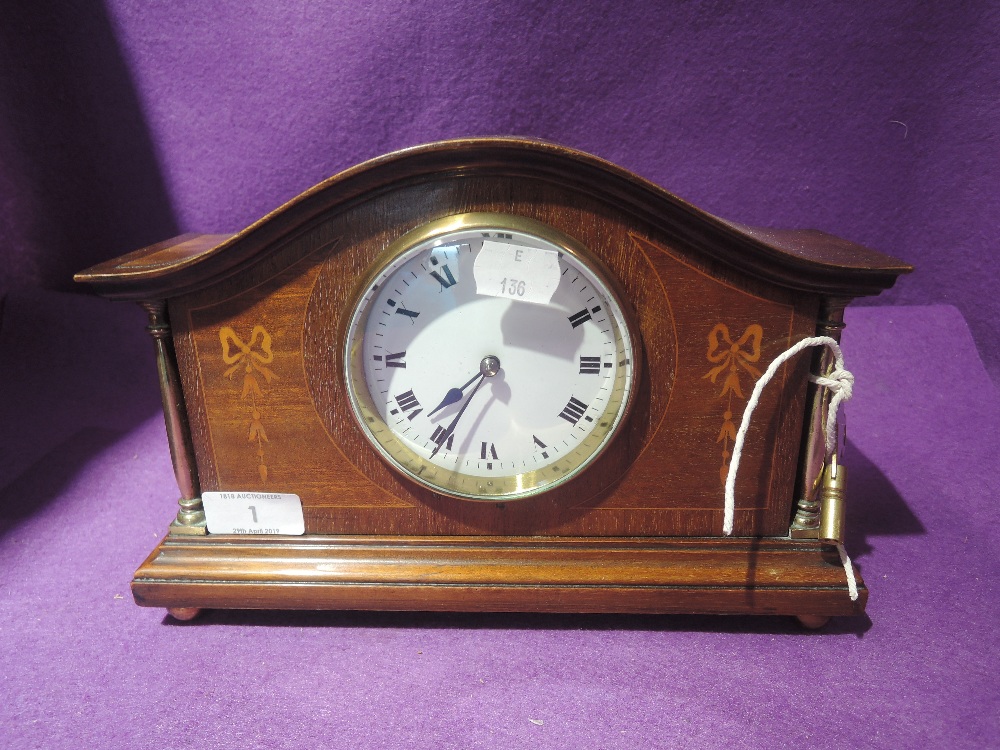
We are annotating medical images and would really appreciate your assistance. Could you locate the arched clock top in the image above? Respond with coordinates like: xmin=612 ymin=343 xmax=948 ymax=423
xmin=75 ymin=137 xmax=910 ymax=300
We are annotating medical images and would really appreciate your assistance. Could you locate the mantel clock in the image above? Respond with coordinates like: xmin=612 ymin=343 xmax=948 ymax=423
xmin=76 ymin=138 xmax=910 ymax=627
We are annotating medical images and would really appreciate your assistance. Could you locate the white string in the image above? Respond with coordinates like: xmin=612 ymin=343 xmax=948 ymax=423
xmin=837 ymin=543 xmax=860 ymax=601
xmin=810 ymin=347 xmax=854 ymax=457
xmin=723 ymin=336 xmax=852 ymax=536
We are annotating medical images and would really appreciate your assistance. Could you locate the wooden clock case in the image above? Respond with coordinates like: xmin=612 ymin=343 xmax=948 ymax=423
xmin=76 ymin=138 xmax=910 ymax=624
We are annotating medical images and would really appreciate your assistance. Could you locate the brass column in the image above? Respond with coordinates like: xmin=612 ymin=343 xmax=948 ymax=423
xmin=790 ymin=297 xmax=848 ymax=537
xmin=141 ymin=301 xmax=205 ymax=535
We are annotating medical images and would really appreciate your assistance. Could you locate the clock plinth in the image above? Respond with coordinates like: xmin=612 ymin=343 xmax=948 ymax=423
xmin=134 ymin=534 xmax=865 ymax=618
xmin=76 ymin=138 xmax=908 ymax=624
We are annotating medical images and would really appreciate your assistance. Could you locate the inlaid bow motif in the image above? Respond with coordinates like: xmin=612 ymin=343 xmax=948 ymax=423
xmin=221 ymin=326 xmax=277 ymax=383
xmin=220 ymin=325 xmax=279 ymax=482
xmin=704 ymin=323 xmax=764 ymax=485
xmin=703 ymin=323 xmax=763 ymax=398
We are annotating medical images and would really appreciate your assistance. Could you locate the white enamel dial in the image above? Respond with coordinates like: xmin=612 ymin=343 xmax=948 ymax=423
xmin=344 ymin=213 xmax=638 ymax=501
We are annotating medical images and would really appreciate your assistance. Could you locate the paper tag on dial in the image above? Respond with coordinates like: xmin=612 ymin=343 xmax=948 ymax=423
xmin=202 ymin=491 xmax=305 ymax=535
xmin=473 ymin=241 xmax=561 ymax=305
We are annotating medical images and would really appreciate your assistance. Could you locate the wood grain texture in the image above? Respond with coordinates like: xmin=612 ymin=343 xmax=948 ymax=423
xmin=132 ymin=534 xmax=867 ymax=617
xmin=168 ymin=175 xmax=815 ymax=537
xmin=74 ymin=138 xmax=912 ymax=299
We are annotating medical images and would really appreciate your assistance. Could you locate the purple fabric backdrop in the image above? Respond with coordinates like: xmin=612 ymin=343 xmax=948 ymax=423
xmin=2 ymin=3 xmax=999 ymax=748
xmin=1 ymin=2 xmax=998 ymax=377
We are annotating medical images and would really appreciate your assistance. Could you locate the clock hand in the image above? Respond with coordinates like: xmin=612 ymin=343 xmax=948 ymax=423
xmin=429 ymin=374 xmax=487 ymax=458
xmin=427 ymin=372 xmax=483 ymax=417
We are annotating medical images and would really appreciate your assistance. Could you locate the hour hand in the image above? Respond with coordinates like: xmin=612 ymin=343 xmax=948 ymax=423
xmin=429 ymin=373 xmax=486 ymax=459
xmin=427 ymin=372 xmax=482 ymax=417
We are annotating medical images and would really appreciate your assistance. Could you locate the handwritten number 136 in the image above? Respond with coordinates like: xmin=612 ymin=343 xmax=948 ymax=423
xmin=500 ymin=278 xmax=526 ymax=297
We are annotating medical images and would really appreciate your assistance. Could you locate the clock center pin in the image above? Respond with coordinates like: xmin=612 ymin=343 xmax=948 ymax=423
xmin=480 ymin=355 xmax=501 ymax=377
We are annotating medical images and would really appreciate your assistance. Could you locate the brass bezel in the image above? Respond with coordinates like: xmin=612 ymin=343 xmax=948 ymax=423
xmin=343 ymin=212 xmax=641 ymax=501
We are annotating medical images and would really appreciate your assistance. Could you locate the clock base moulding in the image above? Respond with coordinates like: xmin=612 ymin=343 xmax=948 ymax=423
xmin=135 ymin=534 xmax=865 ymax=626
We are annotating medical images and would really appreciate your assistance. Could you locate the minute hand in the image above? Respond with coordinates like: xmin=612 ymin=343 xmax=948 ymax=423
xmin=429 ymin=373 xmax=486 ymax=459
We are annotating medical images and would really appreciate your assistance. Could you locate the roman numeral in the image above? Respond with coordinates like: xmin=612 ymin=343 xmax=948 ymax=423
xmin=394 ymin=389 xmax=422 ymax=420
xmin=568 ymin=308 xmax=592 ymax=328
xmin=579 ymin=356 xmax=601 ymax=374
xmin=481 ymin=441 xmax=499 ymax=469
xmin=430 ymin=425 xmax=454 ymax=450
xmin=558 ymin=396 xmax=588 ymax=425
xmin=430 ymin=265 xmax=458 ymax=290
xmin=532 ymin=434 xmax=549 ymax=459
xmin=387 ymin=299 xmax=420 ymax=320
xmin=385 ymin=351 xmax=406 ymax=368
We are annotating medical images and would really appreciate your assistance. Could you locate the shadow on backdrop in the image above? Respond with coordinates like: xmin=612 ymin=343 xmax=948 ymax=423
xmin=0 ymin=3 xmax=175 ymax=511
xmin=843 ymin=445 xmax=925 ymax=559
xmin=0 ymin=291 xmax=162 ymax=531
xmin=0 ymin=427 xmax=123 ymax=536
xmin=0 ymin=1 xmax=177 ymax=293
xmin=165 ymin=607 xmax=875 ymax=637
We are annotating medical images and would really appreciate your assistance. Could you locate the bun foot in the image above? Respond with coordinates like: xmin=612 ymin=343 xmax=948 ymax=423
xmin=167 ymin=607 xmax=202 ymax=621
xmin=796 ymin=614 xmax=830 ymax=630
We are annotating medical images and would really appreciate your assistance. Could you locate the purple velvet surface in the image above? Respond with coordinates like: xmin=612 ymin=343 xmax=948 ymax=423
xmin=1 ymin=3 xmax=999 ymax=378
xmin=2 ymin=3 xmax=999 ymax=746
xmin=1 ymin=297 xmax=997 ymax=749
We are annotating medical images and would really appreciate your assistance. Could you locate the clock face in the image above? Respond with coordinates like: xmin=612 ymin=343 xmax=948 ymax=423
xmin=344 ymin=213 xmax=638 ymax=501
